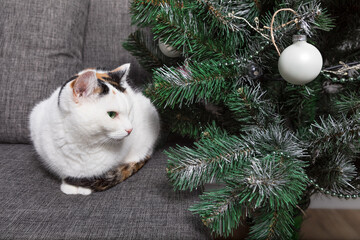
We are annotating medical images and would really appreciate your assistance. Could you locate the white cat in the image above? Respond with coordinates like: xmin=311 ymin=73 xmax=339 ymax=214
xmin=30 ymin=64 xmax=160 ymax=195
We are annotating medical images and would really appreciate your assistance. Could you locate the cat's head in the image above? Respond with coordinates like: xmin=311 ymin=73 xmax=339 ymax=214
xmin=58 ymin=63 xmax=134 ymax=142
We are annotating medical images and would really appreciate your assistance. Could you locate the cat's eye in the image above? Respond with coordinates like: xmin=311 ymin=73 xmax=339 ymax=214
xmin=107 ymin=111 xmax=118 ymax=119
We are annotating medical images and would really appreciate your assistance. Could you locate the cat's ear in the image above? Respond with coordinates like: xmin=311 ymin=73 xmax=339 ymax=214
xmin=72 ymin=71 xmax=98 ymax=98
xmin=110 ymin=63 xmax=130 ymax=83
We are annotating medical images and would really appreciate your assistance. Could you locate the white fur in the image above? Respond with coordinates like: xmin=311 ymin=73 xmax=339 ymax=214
xmin=30 ymin=64 xmax=160 ymax=195
xmin=60 ymin=181 xmax=92 ymax=195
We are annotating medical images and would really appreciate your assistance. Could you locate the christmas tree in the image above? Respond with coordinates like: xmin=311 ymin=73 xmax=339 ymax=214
xmin=124 ymin=0 xmax=360 ymax=239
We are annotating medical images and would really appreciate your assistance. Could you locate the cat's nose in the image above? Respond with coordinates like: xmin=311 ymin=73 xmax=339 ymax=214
xmin=125 ymin=128 xmax=133 ymax=135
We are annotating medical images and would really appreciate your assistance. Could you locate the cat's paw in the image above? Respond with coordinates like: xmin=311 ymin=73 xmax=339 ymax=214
xmin=77 ymin=186 xmax=92 ymax=195
xmin=60 ymin=182 xmax=79 ymax=195
xmin=61 ymin=181 xmax=92 ymax=195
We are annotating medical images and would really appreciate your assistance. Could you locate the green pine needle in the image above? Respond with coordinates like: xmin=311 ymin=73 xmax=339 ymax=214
xmin=166 ymin=124 xmax=253 ymax=191
xmin=150 ymin=61 xmax=231 ymax=108
xmin=308 ymin=115 xmax=360 ymax=155
xmin=249 ymin=207 xmax=295 ymax=240
xmin=226 ymin=84 xmax=276 ymax=130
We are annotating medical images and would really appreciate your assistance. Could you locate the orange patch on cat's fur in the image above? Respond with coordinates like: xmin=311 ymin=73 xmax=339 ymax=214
xmin=93 ymin=87 xmax=103 ymax=94
xmin=70 ymin=78 xmax=77 ymax=89
xmin=112 ymin=90 xmax=116 ymax=95
xmin=69 ymin=79 xmax=78 ymax=102
xmin=96 ymin=72 xmax=110 ymax=81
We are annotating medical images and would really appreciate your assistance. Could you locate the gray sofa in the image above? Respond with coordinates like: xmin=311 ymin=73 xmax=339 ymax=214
xmin=0 ymin=1 xmax=209 ymax=239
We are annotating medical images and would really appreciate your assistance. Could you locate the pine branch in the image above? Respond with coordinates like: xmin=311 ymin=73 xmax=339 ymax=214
xmin=153 ymin=14 xmax=229 ymax=61
xmin=281 ymin=82 xmax=321 ymax=128
xmin=249 ymin=207 xmax=295 ymax=240
xmin=196 ymin=0 xmax=259 ymax=33
xmin=130 ymin=0 xmax=169 ymax=27
xmin=178 ymin=124 xmax=307 ymax=236
xmin=296 ymin=1 xmax=334 ymax=34
xmin=123 ymin=29 xmax=179 ymax=72
xmin=246 ymin=124 xmax=307 ymax=158
xmin=225 ymin=84 xmax=276 ymax=130
xmin=166 ymin=124 xmax=253 ymax=191
xmin=308 ymin=153 xmax=357 ymax=194
xmin=189 ymin=187 xmax=244 ymax=238
xmin=196 ymin=0 xmax=233 ymax=29
xmin=148 ymin=60 xmax=232 ymax=108
xmin=189 ymin=148 xmax=307 ymax=237
xmin=151 ymin=0 xmax=252 ymax=61
xmin=308 ymin=115 xmax=360 ymax=156
xmin=335 ymin=91 xmax=360 ymax=117
xmin=225 ymin=153 xmax=307 ymax=210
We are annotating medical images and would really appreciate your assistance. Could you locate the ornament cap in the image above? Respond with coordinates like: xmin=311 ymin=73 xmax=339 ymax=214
xmin=292 ymin=35 xmax=307 ymax=43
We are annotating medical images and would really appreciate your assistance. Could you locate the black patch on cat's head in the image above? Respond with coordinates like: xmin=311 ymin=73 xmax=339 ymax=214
xmin=101 ymin=72 xmax=125 ymax=92
xmin=108 ymin=71 xmax=127 ymax=92
xmin=58 ymin=75 xmax=78 ymax=107
xmin=97 ymin=79 xmax=109 ymax=96
xmin=111 ymin=82 xmax=126 ymax=93
xmin=108 ymin=71 xmax=125 ymax=84
xmin=96 ymin=77 xmax=126 ymax=93
xmin=93 ymin=67 xmax=127 ymax=92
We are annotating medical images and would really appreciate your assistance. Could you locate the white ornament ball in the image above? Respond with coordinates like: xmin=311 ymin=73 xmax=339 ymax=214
xmin=278 ymin=35 xmax=323 ymax=85
xmin=158 ymin=39 xmax=181 ymax=58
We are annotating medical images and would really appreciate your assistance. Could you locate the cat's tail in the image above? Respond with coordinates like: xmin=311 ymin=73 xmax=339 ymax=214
xmin=64 ymin=157 xmax=149 ymax=192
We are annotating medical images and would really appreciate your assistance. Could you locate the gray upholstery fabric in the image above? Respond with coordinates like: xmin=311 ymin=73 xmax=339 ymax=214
xmin=83 ymin=0 xmax=150 ymax=85
xmin=0 ymin=144 xmax=210 ymax=239
xmin=0 ymin=0 xmax=89 ymax=143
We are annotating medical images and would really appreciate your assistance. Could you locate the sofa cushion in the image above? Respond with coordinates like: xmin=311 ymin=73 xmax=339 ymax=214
xmin=0 ymin=0 xmax=90 ymax=143
xmin=0 ymin=144 xmax=210 ymax=239
xmin=83 ymin=0 xmax=150 ymax=85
